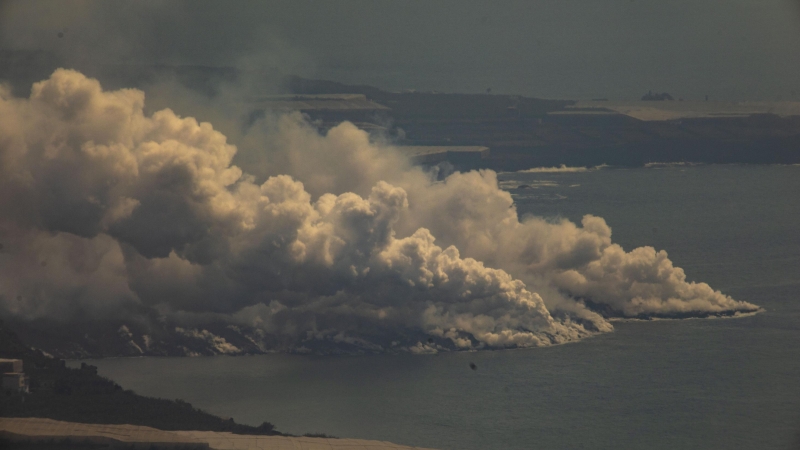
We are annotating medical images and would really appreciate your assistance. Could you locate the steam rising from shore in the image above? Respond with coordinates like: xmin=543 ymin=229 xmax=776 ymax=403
xmin=0 ymin=70 xmax=760 ymax=352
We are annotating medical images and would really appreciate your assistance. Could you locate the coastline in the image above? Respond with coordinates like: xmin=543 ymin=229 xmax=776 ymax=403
xmin=0 ymin=417 xmax=438 ymax=450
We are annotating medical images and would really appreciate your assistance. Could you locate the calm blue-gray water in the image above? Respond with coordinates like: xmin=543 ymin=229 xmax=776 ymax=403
xmin=77 ymin=165 xmax=800 ymax=450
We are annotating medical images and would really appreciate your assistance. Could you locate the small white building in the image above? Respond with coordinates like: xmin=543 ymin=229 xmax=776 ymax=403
xmin=0 ymin=358 xmax=29 ymax=393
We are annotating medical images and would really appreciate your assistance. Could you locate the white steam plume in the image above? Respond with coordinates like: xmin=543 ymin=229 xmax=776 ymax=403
xmin=0 ymin=70 xmax=759 ymax=352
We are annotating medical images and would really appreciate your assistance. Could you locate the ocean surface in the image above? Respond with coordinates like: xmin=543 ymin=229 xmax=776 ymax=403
xmin=76 ymin=165 xmax=800 ymax=450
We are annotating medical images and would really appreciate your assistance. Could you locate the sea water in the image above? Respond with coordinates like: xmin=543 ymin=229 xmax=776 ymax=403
xmin=77 ymin=165 xmax=800 ymax=450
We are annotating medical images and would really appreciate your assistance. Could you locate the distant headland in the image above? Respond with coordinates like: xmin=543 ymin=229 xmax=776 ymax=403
xmin=2 ymin=52 xmax=799 ymax=172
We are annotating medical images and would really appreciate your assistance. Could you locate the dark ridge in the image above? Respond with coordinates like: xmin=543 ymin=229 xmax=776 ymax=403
xmin=283 ymin=77 xmax=800 ymax=170
xmin=641 ymin=91 xmax=674 ymax=101
xmin=0 ymin=319 xmax=281 ymax=436
xmin=3 ymin=54 xmax=800 ymax=170
xmin=285 ymin=75 xmax=573 ymax=120
xmin=303 ymin=433 xmax=339 ymax=439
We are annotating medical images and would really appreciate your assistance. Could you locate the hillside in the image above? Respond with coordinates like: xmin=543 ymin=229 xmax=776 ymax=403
xmin=286 ymin=76 xmax=800 ymax=169
xmin=2 ymin=53 xmax=798 ymax=169
xmin=0 ymin=320 xmax=280 ymax=435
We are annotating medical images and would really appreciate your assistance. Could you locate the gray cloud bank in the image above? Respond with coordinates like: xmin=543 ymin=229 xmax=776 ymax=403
xmin=0 ymin=70 xmax=760 ymax=354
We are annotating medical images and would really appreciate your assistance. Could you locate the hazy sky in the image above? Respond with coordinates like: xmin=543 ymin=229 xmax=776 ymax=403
xmin=2 ymin=0 xmax=800 ymax=100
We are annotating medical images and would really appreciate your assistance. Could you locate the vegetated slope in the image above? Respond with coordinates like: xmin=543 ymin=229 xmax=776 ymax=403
xmin=0 ymin=320 xmax=280 ymax=435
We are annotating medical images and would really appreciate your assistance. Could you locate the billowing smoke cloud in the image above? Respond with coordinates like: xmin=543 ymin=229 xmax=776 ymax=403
xmin=0 ymin=70 xmax=760 ymax=353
